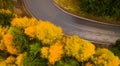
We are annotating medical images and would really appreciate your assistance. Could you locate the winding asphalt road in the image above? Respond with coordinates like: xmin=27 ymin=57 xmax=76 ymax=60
xmin=24 ymin=0 xmax=120 ymax=45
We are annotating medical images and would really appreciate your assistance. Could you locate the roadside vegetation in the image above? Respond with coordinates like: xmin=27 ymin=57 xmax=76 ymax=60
xmin=0 ymin=0 xmax=120 ymax=66
xmin=110 ymin=39 xmax=120 ymax=58
xmin=0 ymin=17 xmax=119 ymax=66
xmin=0 ymin=0 xmax=13 ymax=11
xmin=55 ymin=0 xmax=120 ymax=25
xmin=0 ymin=0 xmax=15 ymax=27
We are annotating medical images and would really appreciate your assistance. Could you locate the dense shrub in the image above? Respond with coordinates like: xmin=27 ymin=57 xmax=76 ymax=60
xmin=55 ymin=57 xmax=79 ymax=66
xmin=22 ymin=53 xmax=47 ymax=66
xmin=110 ymin=39 xmax=120 ymax=58
xmin=79 ymin=0 xmax=120 ymax=17
xmin=0 ymin=9 xmax=14 ymax=27
xmin=115 ymin=39 xmax=120 ymax=47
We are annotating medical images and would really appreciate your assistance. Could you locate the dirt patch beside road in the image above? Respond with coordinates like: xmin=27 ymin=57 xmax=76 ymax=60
xmin=12 ymin=0 xmax=31 ymax=17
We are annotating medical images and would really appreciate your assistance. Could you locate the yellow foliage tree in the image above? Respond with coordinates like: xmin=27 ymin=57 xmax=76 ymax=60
xmin=0 ymin=26 xmax=8 ymax=50
xmin=64 ymin=36 xmax=95 ymax=62
xmin=41 ymin=41 xmax=64 ymax=65
xmin=36 ymin=20 xmax=63 ymax=45
xmin=24 ymin=26 xmax=37 ymax=39
xmin=3 ymin=33 xmax=19 ymax=55
xmin=15 ymin=52 xmax=26 ymax=66
xmin=0 ymin=9 xmax=12 ymax=14
xmin=85 ymin=62 xmax=94 ymax=66
xmin=91 ymin=48 xmax=120 ymax=66
xmin=48 ymin=41 xmax=64 ymax=65
xmin=11 ymin=17 xmax=38 ymax=28
xmin=0 ymin=57 xmax=6 ymax=66
xmin=5 ymin=56 xmax=16 ymax=65
xmin=0 ymin=26 xmax=8 ymax=37
xmin=41 ymin=47 xmax=49 ymax=59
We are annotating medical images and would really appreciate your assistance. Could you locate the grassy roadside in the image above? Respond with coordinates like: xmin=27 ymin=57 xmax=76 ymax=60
xmin=55 ymin=0 xmax=120 ymax=25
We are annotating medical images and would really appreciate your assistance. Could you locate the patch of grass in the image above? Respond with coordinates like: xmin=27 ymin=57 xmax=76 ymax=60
xmin=55 ymin=0 xmax=120 ymax=25
xmin=55 ymin=0 xmax=80 ymax=14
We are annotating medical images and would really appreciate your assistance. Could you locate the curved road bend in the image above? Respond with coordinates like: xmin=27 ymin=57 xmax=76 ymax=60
xmin=24 ymin=0 xmax=120 ymax=45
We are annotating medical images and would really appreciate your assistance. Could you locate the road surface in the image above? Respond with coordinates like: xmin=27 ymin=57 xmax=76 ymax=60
xmin=24 ymin=0 xmax=120 ymax=45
